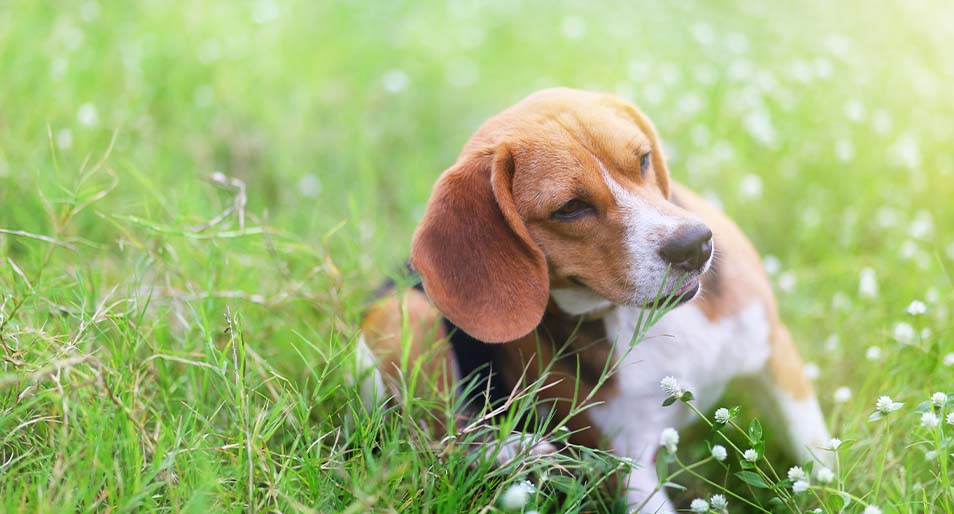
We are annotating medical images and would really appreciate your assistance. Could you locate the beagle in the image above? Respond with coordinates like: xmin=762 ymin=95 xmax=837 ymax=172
xmin=358 ymin=88 xmax=830 ymax=512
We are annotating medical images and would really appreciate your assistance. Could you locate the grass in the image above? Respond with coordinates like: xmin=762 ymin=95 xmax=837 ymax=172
xmin=1 ymin=0 xmax=953 ymax=512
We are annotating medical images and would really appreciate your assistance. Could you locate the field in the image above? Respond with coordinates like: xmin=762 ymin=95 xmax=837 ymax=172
xmin=1 ymin=1 xmax=953 ymax=512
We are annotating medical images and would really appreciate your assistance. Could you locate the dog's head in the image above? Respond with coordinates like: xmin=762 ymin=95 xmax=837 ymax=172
xmin=411 ymin=88 xmax=713 ymax=342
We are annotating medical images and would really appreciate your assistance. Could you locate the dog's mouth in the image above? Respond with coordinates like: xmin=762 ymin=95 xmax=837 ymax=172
xmin=656 ymin=280 xmax=700 ymax=308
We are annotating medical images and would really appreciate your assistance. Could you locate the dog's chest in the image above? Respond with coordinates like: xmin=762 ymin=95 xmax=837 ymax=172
xmin=588 ymin=301 xmax=772 ymax=455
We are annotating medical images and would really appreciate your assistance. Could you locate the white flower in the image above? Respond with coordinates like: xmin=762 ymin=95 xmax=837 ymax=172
xmin=56 ymin=128 xmax=73 ymax=150
xmin=787 ymin=466 xmax=807 ymax=481
xmin=381 ymin=69 xmax=410 ymax=94
xmin=825 ymin=334 xmax=841 ymax=350
xmin=947 ymin=412 xmax=954 ymax=426
xmin=714 ymin=407 xmax=731 ymax=424
xmin=844 ymin=99 xmax=865 ymax=122
xmin=835 ymin=139 xmax=855 ymax=162
xmin=872 ymin=109 xmax=893 ymax=134
xmin=876 ymin=395 xmax=903 ymax=414
xmin=945 ymin=353 xmax=954 ymax=367
xmin=925 ymin=450 xmax=938 ymax=461
xmin=739 ymin=173 xmax=764 ymax=197
xmin=743 ymin=448 xmax=758 ymax=462
xmin=500 ymin=481 xmax=533 ymax=510
xmin=827 ymin=438 xmax=842 ymax=450
xmin=893 ymin=322 xmax=915 ymax=344
xmin=762 ymin=254 xmax=781 ymax=275
xmin=690 ymin=498 xmax=709 ymax=513
xmin=921 ymin=412 xmax=940 ymax=429
xmin=710 ymin=494 xmax=728 ymax=511
xmin=910 ymin=210 xmax=934 ymax=239
xmin=890 ymin=133 xmax=921 ymax=170
xmin=864 ymin=506 xmax=883 ymax=514
xmin=931 ymin=392 xmax=947 ymax=407
xmin=778 ymin=271 xmax=797 ymax=292
xmin=906 ymin=300 xmax=927 ymax=316
xmin=560 ymin=16 xmax=586 ymax=40
xmin=803 ymin=362 xmax=820 ymax=380
xmin=859 ymin=267 xmax=878 ymax=298
xmin=711 ymin=444 xmax=727 ymax=461
xmin=792 ymin=479 xmax=810 ymax=493
xmin=865 ymin=346 xmax=882 ymax=361
xmin=77 ymin=103 xmax=99 ymax=127
xmin=659 ymin=427 xmax=679 ymax=453
xmin=815 ymin=466 xmax=835 ymax=483
xmin=834 ymin=387 xmax=852 ymax=403
xmin=659 ymin=376 xmax=685 ymax=399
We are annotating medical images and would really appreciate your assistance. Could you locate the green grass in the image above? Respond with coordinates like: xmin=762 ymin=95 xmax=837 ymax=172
xmin=2 ymin=0 xmax=954 ymax=512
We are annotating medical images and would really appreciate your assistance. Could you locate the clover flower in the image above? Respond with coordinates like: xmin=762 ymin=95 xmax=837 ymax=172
xmin=500 ymin=481 xmax=533 ymax=510
xmin=660 ymin=376 xmax=685 ymax=399
xmin=921 ymin=412 xmax=939 ymax=429
xmin=944 ymin=353 xmax=954 ymax=367
xmin=711 ymin=444 xmax=727 ymax=462
xmin=859 ymin=267 xmax=878 ymax=298
xmin=875 ymin=395 xmax=903 ymax=414
xmin=947 ymin=412 xmax=954 ymax=426
xmin=710 ymin=494 xmax=728 ymax=511
xmin=815 ymin=466 xmax=835 ymax=484
xmin=865 ymin=346 xmax=882 ymax=361
xmin=931 ymin=392 xmax=947 ymax=407
xmin=864 ymin=506 xmax=882 ymax=514
xmin=793 ymin=480 xmax=810 ymax=493
xmin=659 ymin=427 xmax=679 ymax=453
xmin=893 ymin=322 xmax=915 ymax=344
xmin=743 ymin=448 xmax=758 ymax=462
xmin=827 ymin=438 xmax=842 ymax=450
xmin=833 ymin=387 xmax=852 ymax=403
xmin=906 ymin=300 xmax=927 ymax=315
xmin=714 ymin=407 xmax=731 ymax=424
xmin=787 ymin=466 xmax=807 ymax=481
xmin=690 ymin=498 xmax=709 ymax=513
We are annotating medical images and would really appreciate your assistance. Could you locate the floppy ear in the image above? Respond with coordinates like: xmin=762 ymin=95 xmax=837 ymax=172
xmin=410 ymin=147 xmax=549 ymax=343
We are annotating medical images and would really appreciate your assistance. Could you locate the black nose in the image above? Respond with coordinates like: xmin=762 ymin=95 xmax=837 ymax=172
xmin=658 ymin=223 xmax=713 ymax=272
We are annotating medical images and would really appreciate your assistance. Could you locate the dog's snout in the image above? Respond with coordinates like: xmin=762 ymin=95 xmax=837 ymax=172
xmin=658 ymin=223 xmax=713 ymax=272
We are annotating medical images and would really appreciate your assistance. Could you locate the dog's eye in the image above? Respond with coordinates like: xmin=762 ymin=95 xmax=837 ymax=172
xmin=552 ymin=199 xmax=592 ymax=220
xmin=640 ymin=152 xmax=652 ymax=176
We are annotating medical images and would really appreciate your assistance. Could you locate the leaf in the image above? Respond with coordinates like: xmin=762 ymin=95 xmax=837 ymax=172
xmin=682 ymin=391 xmax=695 ymax=402
xmin=661 ymin=481 xmax=687 ymax=491
xmin=749 ymin=418 xmax=763 ymax=442
xmin=868 ymin=411 xmax=884 ymax=422
xmin=828 ymin=494 xmax=846 ymax=510
xmin=662 ymin=396 xmax=677 ymax=407
xmin=735 ymin=471 xmax=771 ymax=489
xmin=655 ymin=449 xmax=670 ymax=482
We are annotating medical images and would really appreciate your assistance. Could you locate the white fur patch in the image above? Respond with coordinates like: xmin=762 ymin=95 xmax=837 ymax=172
xmin=596 ymin=160 xmax=710 ymax=304
xmin=588 ymin=301 xmax=773 ymax=510
xmin=551 ymin=286 xmax=613 ymax=315
xmin=354 ymin=335 xmax=386 ymax=408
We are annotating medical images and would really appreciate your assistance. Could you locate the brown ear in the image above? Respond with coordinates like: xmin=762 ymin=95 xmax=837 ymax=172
xmin=410 ymin=147 xmax=548 ymax=343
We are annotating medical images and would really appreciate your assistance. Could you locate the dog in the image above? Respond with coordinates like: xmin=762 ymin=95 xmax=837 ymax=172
xmin=357 ymin=88 xmax=830 ymax=512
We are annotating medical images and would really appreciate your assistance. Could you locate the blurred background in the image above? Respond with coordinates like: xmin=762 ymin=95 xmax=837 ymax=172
xmin=1 ymin=0 xmax=953 ymax=512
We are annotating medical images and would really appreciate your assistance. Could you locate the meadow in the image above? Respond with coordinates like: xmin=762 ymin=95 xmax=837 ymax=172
xmin=1 ymin=0 xmax=953 ymax=512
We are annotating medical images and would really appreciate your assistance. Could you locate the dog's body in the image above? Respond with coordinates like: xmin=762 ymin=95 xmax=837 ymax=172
xmin=358 ymin=89 xmax=829 ymax=512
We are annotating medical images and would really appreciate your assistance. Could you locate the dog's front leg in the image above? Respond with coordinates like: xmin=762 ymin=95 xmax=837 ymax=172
xmin=624 ymin=449 xmax=676 ymax=514
xmin=755 ymin=323 xmax=832 ymax=466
